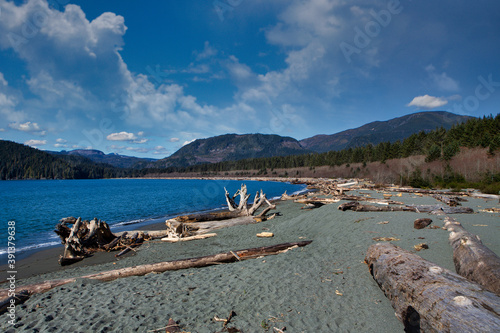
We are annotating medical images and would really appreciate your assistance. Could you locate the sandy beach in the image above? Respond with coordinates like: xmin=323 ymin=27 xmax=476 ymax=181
xmin=2 ymin=187 xmax=499 ymax=332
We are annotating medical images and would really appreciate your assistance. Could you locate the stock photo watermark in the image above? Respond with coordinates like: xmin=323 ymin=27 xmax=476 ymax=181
xmin=213 ymin=0 xmax=244 ymax=22
xmin=340 ymin=0 xmax=405 ymax=64
xmin=6 ymin=221 xmax=17 ymax=325
xmin=448 ymin=74 xmax=500 ymax=114
xmin=6 ymin=0 xmax=69 ymax=51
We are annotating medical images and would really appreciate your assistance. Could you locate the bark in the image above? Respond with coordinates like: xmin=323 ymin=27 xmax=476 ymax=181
xmin=366 ymin=242 xmax=500 ymax=333
xmin=445 ymin=217 xmax=500 ymax=295
xmin=0 ymin=290 xmax=30 ymax=315
xmin=0 ymin=241 xmax=312 ymax=302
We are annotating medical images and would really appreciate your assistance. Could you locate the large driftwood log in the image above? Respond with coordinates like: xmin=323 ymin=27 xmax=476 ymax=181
xmin=388 ymin=187 xmax=470 ymax=197
xmin=338 ymin=201 xmax=415 ymax=212
xmin=445 ymin=217 xmax=500 ymax=295
xmin=0 ymin=240 xmax=312 ymax=305
xmin=163 ymin=215 xmax=276 ymax=241
xmin=339 ymin=202 xmax=474 ymax=214
xmin=366 ymin=242 xmax=500 ymax=332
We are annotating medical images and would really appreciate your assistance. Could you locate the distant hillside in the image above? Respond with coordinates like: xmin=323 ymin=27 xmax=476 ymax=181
xmin=300 ymin=111 xmax=473 ymax=153
xmin=49 ymin=149 xmax=157 ymax=168
xmin=0 ymin=140 xmax=132 ymax=180
xmin=154 ymin=133 xmax=311 ymax=168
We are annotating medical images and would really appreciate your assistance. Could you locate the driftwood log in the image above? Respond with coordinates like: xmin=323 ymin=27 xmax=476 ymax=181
xmin=164 ymin=184 xmax=277 ymax=241
xmin=338 ymin=201 xmax=415 ymax=212
xmin=0 ymin=240 xmax=312 ymax=310
xmin=432 ymin=194 xmax=462 ymax=207
xmin=338 ymin=201 xmax=474 ymax=214
xmin=366 ymin=242 xmax=500 ymax=332
xmin=445 ymin=217 xmax=500 ymax=295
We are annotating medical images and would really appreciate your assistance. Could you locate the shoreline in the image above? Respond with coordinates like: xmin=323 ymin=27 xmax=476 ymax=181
xmin=2 ymin=179 xmax=498 ymax=332
xmin=1 ymin=178 xmax=311 ymax=282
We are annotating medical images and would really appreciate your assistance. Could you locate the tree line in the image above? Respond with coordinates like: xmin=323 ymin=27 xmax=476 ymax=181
xmin=146 ymin=114 xmax=500 ymax=174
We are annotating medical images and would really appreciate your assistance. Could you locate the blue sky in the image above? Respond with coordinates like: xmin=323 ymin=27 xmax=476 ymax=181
xmin=0 ymin=0 xmax=499 ymax=158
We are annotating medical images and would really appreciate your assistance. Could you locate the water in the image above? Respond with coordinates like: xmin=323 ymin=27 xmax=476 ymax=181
xmin=0 ymin=179 xmax=306 ymax=261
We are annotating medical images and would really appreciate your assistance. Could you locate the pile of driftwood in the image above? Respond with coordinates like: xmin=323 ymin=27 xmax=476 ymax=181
xmin=366 ymin=217 xmax=500 ymax=332
xmin=162 ymin=184 xmax=277 ymax=242
xmin=54 ymin=217 xmax=169 ymax=266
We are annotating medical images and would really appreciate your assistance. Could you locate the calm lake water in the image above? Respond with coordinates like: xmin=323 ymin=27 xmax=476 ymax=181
xmin=0 ymin=179 xmax=305 ymax=260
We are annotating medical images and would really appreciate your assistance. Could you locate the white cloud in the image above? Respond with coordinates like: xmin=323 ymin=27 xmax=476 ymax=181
xmin=107 ymin=131 xmax=138 ymax=141
xmin=407 ymin=95 xmax=448 ymax=109
xmin=25 ymin=139 xmax=47 ymax=147
xmin=153 ymin=146 xmax=169 ymax=155
xmin=169 ymin=138 xmax=180 ymax=142
xmin=133 ymin=138 xmax=148 ymax=144
xmin=196 ymin=41 xmax=218 ymax=61
xmin=0 ymin=128 xmax=5 ymax=132
xmin=9 ymin=121 xmax=41 ymax=132
xmin=56 ymin=138 xmax=67 ymax=143
xmin=125 ymin=147 xmax=149 ymax=153
xmin=0 ymin=72 xmax=7 ymax=86
xmin=425 ymin=65 xmax=460 ymax=92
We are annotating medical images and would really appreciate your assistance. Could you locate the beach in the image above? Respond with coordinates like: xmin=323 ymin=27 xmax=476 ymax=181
xmin=2 ymin=186 xmax=499 ymax=332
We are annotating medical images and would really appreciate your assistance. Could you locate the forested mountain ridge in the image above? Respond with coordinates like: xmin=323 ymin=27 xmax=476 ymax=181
xmin=48 ymin=149 xmax=157 ymax=168
xmin=299 ymin=111 xmax=473 ymax=153
xmin=157 ymin=114 xmax=500 ymax=175
xmin=153 ymin=133 xmax=312 ymax=168
xmin=0 ymin=140 xmax=134 ymax=180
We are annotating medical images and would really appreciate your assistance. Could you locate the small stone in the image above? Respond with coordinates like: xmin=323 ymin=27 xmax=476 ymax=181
xmin=414 ymin=243 xmax=429 ymax=251
xmin=257 ymin=232 xmax=274 ymax=238
xmin=414 ymin=218 xmax=432 ymax=229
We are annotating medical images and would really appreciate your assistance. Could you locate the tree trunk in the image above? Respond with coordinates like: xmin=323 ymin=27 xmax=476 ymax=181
xmin=365 ymin=242 xmax=500 ymax=332
xmin=445 ymin=217 xmax=500 ymax=295
xmin=0 ymin=241 xmax=312 ymax=303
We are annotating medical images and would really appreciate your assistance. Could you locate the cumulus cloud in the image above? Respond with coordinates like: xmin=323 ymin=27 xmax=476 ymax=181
xmin=169 ymin=138 xmax=180 ymax=143
xmin=153 ymin=145 xmax=169 ymax=155
xmin=8 ymin=121 xmax=45 ymax=135
xmin=25 ymin=139 xmax=47 ymax=147
xmin=407 ymin=95 xmax=448 ymax=109
xmin=107 ymin=131 xmax=138 ymax=141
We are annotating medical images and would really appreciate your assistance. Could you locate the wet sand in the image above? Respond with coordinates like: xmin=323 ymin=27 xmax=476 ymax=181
xmin=1 ymin=189 xmax=499 ymax=332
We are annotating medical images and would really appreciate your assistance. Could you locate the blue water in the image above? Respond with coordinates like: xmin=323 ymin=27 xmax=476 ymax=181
xmin=0 ymin=179 xmax=305 ymax=260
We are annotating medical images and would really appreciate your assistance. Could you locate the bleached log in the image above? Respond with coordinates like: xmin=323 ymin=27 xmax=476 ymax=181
xmin=161 ymin=233 xmax=217 ymax=243
xmin=0 ymin=241 xmax=312 ymax=302
xmin=366 ymin=242 xmax=500 ymax=332
xmin=166 ymin=216 xmax=260 ymax=236
xmin=445 ymin=217 xmax=500 ymax=295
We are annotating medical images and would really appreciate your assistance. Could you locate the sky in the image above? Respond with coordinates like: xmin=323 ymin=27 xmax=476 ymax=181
xmin=0 ymin=0 xmax=499 ymax=158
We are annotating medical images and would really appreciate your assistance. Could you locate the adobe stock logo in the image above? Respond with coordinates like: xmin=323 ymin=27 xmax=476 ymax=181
xmin=340 ymin=0 xmax=405 ymax=64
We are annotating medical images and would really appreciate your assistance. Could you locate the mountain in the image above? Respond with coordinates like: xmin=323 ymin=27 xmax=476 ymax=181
xmin=49 ymin=149 xmax=157 ymax=168
xmin=154 ymin=133 xmax=311 ymax=168
xmin=299 ymin=111 xmax=473 ymax=153
xmin=0 ymin=140 xmax=131 ymax=180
